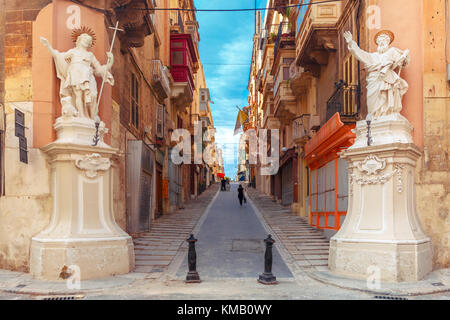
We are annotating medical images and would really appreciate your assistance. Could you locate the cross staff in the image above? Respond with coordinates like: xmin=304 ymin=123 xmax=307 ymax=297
xmin=96 ymin=20 xmax=124 ymax=110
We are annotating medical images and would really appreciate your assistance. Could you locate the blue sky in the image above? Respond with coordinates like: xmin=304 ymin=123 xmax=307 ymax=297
xmin=195 ymin=0 xmax=266 ymax=178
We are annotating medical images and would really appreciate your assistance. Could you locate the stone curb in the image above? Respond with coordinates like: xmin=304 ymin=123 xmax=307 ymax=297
xmin=0 ymin=185 xmax=220 ymax=297
xmin=304 ymin=269 xmax=450 ymax=297
xmin=0 ymin=273 xmax=147 ymax=296
xmin=165 ymin=186 xmax=221 ymax=280
xmin=246 ymin=187 xmax=450 ymax=297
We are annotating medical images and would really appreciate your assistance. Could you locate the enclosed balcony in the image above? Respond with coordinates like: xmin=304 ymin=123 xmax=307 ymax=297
xmin=272 ymin=56 xmax=296 ymax=123
xmin=151 ymin=60 xmax=171 ymax=102
xmin=170 ymin=34 xmax=198 ymax=109
xmin=295 ymin=0 xmax=342 ymax=77
xmin=169 ymin=9 xmax=185 ymax=33
xmin=271 ymin=22 xmax=297 ymax=124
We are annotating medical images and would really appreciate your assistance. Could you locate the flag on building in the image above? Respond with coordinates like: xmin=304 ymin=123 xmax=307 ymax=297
xmin=233 ymin=107 xmax=249 ymax=135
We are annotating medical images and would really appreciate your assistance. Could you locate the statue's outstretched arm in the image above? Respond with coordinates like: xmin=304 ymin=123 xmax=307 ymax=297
xmin=343 ymin=31 xmax=372 ymax=65
xmin=40 ymin=37 xmax=58 ymax=57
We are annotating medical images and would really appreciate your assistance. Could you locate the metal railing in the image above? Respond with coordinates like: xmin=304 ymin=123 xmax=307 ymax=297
xmin=326 ymin=81 xmax=359 ymax=123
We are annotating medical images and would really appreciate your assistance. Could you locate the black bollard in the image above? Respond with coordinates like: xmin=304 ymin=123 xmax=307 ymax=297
xmin=185 ymin=234 xmax=201 ymax=283
xmin=258 ymin=234 xmax=278 ymax=285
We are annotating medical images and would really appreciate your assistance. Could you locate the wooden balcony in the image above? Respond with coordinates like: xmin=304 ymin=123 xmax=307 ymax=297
xmin=295 ymin=0 xmax=342 ymax=77
xmin=273 ymin=81 xmax=296 ymax=124
xmin=170 ymin=34 xmax=198 ymax=109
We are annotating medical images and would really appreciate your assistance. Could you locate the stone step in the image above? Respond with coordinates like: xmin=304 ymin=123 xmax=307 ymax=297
xmin=133 ymin=250 xmax=177 ymax=255
xmin=135 ymin=256 xmax=173 ymax=261
xmin=135 ymin=260 xmax=170 ymax=266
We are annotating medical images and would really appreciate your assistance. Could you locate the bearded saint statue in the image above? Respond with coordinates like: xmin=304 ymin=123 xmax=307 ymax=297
xmin=40 ymin=26 xmax=114 ymax=120
xmin=344 ymin=30 xmax=410 ymax=120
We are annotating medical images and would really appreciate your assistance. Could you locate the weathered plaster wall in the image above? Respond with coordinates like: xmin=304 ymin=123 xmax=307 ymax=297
xmin=0 ymin=0 xmax=53 ymax=272
xmin=415 ymin=0 xmax=450 ymax=269
xmin=358 ymin=0 xmax=449 ymax=269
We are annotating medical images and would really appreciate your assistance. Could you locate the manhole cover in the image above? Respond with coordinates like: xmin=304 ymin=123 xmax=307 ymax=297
xmin=431 ymin=282 xmax=445 ymax=286
xmin=374 ymin=295 xmax=408 ymax=300
xmin=231 ymin=239 xmax=264 ymax=253
xmin=40 ymin=295 xmax=85 ymax=300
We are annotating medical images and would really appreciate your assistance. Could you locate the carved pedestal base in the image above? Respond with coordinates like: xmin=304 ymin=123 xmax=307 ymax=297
xmin=329 ymin=141 xmax=432 ymax=282
xmin=54 ymin=116 xmax=109 ymax=147
xmin=351 ymin=113 xmax=413 ymax=149
xmin=30 ymin=118 xmax=134 ymax=280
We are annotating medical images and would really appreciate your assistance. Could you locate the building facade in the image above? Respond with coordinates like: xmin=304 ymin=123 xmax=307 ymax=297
xmin=245 ymin=0 xmax=449 ymax=270
xmin=0 ymin=0 xmax=221 ymax=274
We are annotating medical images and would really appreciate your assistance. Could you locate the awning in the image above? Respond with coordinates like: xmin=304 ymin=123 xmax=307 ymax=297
xmin=304 ymin=113 xmax=355 ymax=170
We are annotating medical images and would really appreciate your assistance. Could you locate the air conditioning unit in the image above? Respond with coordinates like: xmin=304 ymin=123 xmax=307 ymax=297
xmin=126 ymin=140 xmax=154 ymax=234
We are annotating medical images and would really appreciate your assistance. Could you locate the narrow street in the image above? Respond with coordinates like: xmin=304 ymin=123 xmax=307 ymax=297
xmin=1 ymin=182 xmax=448 ymax=300
xmin=175 ymin=183 xmax=292 ymax=279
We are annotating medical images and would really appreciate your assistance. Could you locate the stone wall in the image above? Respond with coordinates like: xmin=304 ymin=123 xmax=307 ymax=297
xmin=415 ymin=0 xmax=450 ymax=269
xmin=0 ymin=0 xmax=53 ymax=272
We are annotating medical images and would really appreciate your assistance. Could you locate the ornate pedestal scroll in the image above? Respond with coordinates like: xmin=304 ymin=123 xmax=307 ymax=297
xmin=328 ymin=119 xmax=432 ymax=282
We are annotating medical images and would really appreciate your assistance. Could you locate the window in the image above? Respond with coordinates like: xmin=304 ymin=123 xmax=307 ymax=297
xmin=156 ymin=104 xmax=164 ymax=138
xmin=296 ymin=0 xmax=311 ymax=35
xmin=309 ymin=158 xmax=348 ymax=230
xmin=343 ymin=54 xmax=357 ymax=114
xmin=131 ymin=73 xmax=140 ymax=129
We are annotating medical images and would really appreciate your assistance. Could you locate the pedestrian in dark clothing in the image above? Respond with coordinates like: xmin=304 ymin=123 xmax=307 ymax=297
xmin=221 ymin=179 xmax=226 ymax=191
xmin=238 ymin=184 xmax=246 ymax=206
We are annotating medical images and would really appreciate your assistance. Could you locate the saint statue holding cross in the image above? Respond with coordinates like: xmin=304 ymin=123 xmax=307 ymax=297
xmin=40 ymin=26 xmax=115 ymax=120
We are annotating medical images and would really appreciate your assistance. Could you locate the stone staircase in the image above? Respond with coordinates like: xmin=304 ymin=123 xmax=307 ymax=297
xmin=247 ymin=188 xmax=330 ymax=270
xmin=133 ymin=183 xmax=219 ymax=273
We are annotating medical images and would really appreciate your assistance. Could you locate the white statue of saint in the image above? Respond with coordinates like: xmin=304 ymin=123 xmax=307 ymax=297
xmin=40 ymin=27 xmax=114 ymax=120
xmin=344 ymin=30 xmax=410 ymax=119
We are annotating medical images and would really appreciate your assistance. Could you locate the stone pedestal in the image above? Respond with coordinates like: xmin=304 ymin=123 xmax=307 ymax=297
xmin=328 ymin=116 xmax=432 ymax=282
xmin=30 ymin=117 xmax=134 ymax=280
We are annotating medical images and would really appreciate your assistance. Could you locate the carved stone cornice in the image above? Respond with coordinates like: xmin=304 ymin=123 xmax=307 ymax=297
xmin=114 ymin=0 xmax=156 ymax=49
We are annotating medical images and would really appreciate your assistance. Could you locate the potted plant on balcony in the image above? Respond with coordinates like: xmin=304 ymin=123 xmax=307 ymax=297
xmin=269 ymin=33 xmax=277 ymax=44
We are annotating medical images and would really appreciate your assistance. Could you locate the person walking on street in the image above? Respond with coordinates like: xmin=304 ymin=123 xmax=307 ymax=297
xmin=221 ymin=179 xmax=226 ymax=191
xmin=238 ymin=184 xmax=246 ymax=206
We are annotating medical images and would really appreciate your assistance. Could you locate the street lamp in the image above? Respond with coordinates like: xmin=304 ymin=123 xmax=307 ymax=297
xmin=366 ymin=114 xmax=373 ymax=146
xmin=92 ymin=115 xmax=101 ymax=146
